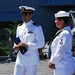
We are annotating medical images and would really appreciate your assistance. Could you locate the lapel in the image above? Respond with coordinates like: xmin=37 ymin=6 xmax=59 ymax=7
xmin=19 ymin=22 xmax=27 ymax=37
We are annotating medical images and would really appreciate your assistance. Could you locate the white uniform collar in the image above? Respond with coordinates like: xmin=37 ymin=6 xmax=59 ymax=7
xmin=25 ymin=20 xmax=33 ymax=27
xmin=62 ymin=26 xmax=71 ymax=31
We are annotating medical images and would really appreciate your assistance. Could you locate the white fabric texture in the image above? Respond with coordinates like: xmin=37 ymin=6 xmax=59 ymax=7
xmin=49 ymin=26 xmax=75 ymax=75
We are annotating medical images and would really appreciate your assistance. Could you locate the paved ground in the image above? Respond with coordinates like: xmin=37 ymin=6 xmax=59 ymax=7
xmin=0 ymin=59 xmax=75 ymax=75
xmin=0 ymin=59 xmax=54 ymax=75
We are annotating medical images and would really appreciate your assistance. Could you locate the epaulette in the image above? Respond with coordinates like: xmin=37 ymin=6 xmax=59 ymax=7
xmin=33 ymin=22 xmax=40 ymax=26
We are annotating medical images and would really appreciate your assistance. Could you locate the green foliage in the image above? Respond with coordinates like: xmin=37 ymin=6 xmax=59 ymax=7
xmin=4 ymin=21 xmax=18 ymax=36
xmin=0 ymin=41 xmax=9 ymax=56
xmin=0 ymin=21 xmax=19 ymax=56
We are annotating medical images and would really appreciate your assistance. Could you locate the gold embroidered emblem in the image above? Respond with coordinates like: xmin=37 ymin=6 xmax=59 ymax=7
xmin=21 ymin=7 xmax=25 ymax=12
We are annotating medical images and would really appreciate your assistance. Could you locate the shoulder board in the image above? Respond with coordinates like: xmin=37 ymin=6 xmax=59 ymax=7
xmin=33 ymin=22 xmax=40 ymax=26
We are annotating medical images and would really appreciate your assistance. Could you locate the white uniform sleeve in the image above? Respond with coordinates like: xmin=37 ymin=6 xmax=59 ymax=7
xmin=27 ymin=26 xmax=45 ymax=50
xmin=49 ymin=31 xmax=72 ymax=65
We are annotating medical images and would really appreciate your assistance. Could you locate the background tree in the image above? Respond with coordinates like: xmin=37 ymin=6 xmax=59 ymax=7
xmin=0 ymin=21 xmax=19 ymax=57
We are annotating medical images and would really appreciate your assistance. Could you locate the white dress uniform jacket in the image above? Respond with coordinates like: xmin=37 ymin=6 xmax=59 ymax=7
xmin=15 ymin=20 xmax=45 ymax=66
xmin=49 ymin=26 xmax=75 ymax=75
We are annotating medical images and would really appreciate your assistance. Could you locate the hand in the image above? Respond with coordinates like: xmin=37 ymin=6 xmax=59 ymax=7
xmin=13 ymin=45 xmax=19 ymax=50
xmin=48 ymin=62 xmax=55 ymax=69
xmin=18 ymin=42 xmax=28 ymax=47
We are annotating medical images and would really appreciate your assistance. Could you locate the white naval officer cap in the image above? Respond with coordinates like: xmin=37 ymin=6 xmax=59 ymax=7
xmin=19 ymin=6 xmax=35 ymax=13
xmin=55 ymin=11 xmax=69 ymax=18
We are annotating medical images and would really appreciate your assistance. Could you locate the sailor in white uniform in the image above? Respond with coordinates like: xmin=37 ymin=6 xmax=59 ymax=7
xmin=13 ymin=6 xmax=45 ymax=75
xmin=48 ymin=11 xmax=75 ymax=75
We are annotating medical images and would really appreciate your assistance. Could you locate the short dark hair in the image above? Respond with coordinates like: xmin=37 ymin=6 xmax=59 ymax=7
xmin=57 ymin=17 xmax=69 ymax=25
